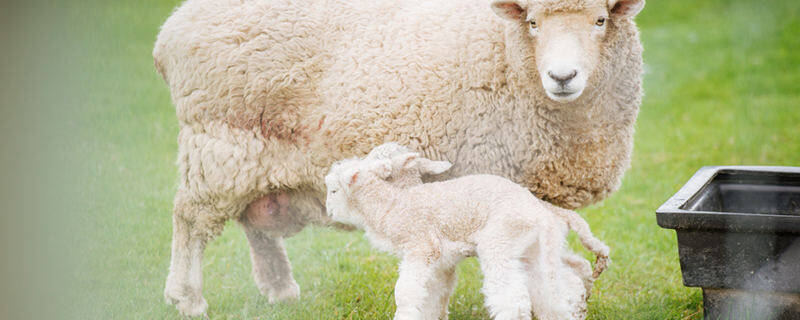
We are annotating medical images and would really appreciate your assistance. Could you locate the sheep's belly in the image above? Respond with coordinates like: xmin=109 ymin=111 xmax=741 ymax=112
xmin=243 ymin=192 xmax=293 ymax=230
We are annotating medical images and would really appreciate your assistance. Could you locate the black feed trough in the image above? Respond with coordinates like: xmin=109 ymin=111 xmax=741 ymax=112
xmin=657 ymin=166 xmax=800 ymax=320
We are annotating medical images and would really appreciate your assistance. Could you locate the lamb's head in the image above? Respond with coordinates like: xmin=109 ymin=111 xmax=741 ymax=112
xmin=323 ymin=156 xmax=407 ymax=228
xmin=365 ymin=143 xmax=452 ymax=187
xmin=491 ymin=0 xmax=644 ymax=103
xmin=325 ymin=159 xmax=369 ymax=228
xmin=324 ymin=151 xmax=452 ymax=228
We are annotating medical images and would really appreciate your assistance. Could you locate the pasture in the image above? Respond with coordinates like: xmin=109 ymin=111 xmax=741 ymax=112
xmin=74 ymin=0 xmax=799 ymax=318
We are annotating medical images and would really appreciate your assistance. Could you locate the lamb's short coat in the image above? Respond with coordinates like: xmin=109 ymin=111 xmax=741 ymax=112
xmin=325 ymin=151 xmax=610 ymax=320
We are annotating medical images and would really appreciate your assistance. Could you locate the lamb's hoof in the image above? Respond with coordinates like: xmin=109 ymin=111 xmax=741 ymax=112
xmin=393 ymin=309 xmax=423 ymax=320
xmin=164 ymin=287 xmax=208 ymax=317
xmin=267 ymin=281 xmax=300 ymax=303
xmin=492 ymin=309 xmax=531 ymax=320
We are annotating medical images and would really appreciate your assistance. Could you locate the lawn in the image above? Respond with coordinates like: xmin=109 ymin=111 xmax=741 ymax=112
xmin=73 ymin=0 xmax=800 ymax=319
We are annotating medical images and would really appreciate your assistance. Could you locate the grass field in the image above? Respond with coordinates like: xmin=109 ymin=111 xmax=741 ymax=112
xmin=73 ymin=0 xmax=800 ymax=319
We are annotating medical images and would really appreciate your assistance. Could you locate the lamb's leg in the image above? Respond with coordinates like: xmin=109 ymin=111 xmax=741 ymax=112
xmin=240 ymin=223 xmax=300 ymax=302
xmin=432 ymin=266 xmax=457 ymax=320
xmin=164 ymin=204 xmax=216 ymax=317
xmin=418 ymin=264 xmax=457 ymax=320
xmin=477 ymin=253 xmax=532 ymax=320
xmin=394 ymin=258 xmax=435 ymax=320
xmin=527 ymin=236 xmax=580 ymax=320
xmin=562 ymin=252 xmax=593 ymax=293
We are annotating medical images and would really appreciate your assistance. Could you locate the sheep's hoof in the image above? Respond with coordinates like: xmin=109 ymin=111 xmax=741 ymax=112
xmin=393 ymin=308 xmax=423 ymax=320
xmin=164 ymin=288 xmax=208 ymax=318
xmin=176 ymin=297 xmax=208 ymax=318
xmin=267 ymin=281 xmax=300 ymax=303
xmin=164 ymin=291 xmax=179 ymax=306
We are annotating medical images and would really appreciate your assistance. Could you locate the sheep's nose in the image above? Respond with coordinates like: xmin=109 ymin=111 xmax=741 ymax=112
xmin=547 ymin=69 xmax=577 ymax=86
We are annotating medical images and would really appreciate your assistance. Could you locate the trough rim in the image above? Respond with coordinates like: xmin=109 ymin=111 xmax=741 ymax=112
xmin=656 ymin=165 xmax=800 ymax=234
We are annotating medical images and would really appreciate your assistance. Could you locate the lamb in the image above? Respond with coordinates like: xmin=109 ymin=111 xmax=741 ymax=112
xmin=153 ymin=0 xmax=644 ymax=316
xmin=325 ymin=151 xmax=610 ymax=320
xmin=364 ymin=143 xmax=606 ymax=296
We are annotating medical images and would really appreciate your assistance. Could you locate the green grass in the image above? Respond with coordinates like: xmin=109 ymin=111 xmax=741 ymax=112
xmin=73 ymin=0 xmax=800 ymax=319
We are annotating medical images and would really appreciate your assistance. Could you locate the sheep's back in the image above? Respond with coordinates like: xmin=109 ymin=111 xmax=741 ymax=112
xmin=153 ymin=0 xmax=335 ymax=136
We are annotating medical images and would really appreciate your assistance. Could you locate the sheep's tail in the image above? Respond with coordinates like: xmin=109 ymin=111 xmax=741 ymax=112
xmin=542 ymin=202 xmax=610 ymax=280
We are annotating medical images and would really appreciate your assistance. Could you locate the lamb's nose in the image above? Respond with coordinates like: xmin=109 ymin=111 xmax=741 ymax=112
xmin=547 ymin=69 xmax=577 ymax=86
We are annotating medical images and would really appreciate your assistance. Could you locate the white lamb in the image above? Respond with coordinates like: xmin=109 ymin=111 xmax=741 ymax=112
xmin=365 ymin=142 xmax=605 ymax=296
xmin=325 ymin=152 xmax=610 ymax=320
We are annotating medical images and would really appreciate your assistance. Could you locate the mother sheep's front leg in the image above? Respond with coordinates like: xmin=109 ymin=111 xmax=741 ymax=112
xmin=164 ymin=193 xmax=226 ymax=317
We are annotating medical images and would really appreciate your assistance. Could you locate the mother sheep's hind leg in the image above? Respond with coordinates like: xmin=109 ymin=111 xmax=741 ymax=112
xmin=239 ymin=190 xmax=317 ymax=302
xmin=164 ymin=195 xmax=228 ymax=317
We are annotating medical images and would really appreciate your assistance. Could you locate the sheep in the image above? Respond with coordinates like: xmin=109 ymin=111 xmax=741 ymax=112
xmin=365 ymin=143 xmax=606 ymax=296
xmin=153 ymin=0 xmax=644 ymax=315
xmin=324 ymin=151 xmax=610 ymax=320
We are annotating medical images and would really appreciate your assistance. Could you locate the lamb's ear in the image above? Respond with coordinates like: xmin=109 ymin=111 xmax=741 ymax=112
xmin=343 ymin=168 xmax=359 ymax=187
xmin=416 ymin=159 xmax=453 ymax=175
xmin=608 ymin=0 xmax=644 ymax=19
xmin=369 ymin=160 xmax=393 ymax=179
xmin=491 ymin=0 xmax=526 ymax=21
xmin=393 ymin=152 xmax=419 ymax=170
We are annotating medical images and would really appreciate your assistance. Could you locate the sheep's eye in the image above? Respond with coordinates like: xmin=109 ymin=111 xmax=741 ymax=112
xmin=596 ymin=18 xmax=606 ymax=26
xmin=529 ymin=20 xmax=537 ymax=29
xmin=331 ymin=190 xmax=337 ymax=194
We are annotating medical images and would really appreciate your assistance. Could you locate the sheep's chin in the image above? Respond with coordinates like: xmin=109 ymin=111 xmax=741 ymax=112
xmin=545 ymin=88 xmax=583 ymax=103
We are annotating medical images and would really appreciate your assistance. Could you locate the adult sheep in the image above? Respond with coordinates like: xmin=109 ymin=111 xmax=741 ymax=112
xmin=153 ymin=0 xmax=644 ymax=316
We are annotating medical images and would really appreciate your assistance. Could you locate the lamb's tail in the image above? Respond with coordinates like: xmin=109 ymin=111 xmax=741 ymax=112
xmin=543 ymin=202 xmax=610 ymax=280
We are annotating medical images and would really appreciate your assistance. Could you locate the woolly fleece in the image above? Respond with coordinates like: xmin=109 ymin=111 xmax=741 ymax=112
xmin=154 ymin=0 xmax=642 ymax=316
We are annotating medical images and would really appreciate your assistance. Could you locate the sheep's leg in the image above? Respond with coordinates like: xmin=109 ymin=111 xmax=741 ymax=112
xmin=164 ymin=209 xmax=212 ymax=317
xmin=561 ymin=252 xmax=593 ymax=293
xmin=477 ymin=248 xmax=532 ymax=320
xmin=240 ymin=223 xmax=300 ymax=302
xmin=164 ymin=213 xmax=190 ymax=306
xmin=428 ymin=265 xmax=457 ymax=320
xmin=394 ymin=258 xmax=435 ymax=320
xmin=238 ymin=192 xmax=303 ymax=302
xmin=527 ymin=236 xmax=577 ymax=320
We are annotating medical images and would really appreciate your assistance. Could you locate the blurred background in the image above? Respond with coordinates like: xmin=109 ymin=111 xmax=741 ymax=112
xmin=2 ymin=0 xmax=798 ymax=318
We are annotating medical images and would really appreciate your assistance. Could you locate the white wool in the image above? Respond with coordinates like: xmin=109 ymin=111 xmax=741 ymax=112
xmin=154 ymin=0 xmax=642 ymax=316
xmin=325 ymin=149 xmax=610 ymax=320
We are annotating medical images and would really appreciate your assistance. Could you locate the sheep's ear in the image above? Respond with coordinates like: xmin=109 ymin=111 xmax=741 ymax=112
xmin=395 ymin=152 xmax=419 ymax=169
xmin=608 ymin=0 xmax=644 ymax=19
xmin=491 ymin=0 xmax=526 ymax=21
xmin=343 ymin=168 xmax=359 ymax=187
xmin=417 ymin=159 xmax=453 ymax=175
xmin=370 ymin=160 xmax=393 ymax=179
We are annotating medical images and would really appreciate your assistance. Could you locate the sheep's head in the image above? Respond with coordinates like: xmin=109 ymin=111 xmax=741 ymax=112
xmin=491 ymin=0 xmax=644 ymax=103
xmin=323 ymin=157 xmax=399 ymax=227
xmin=324 ymin=148 xmax=452 ymax=228
xmin=325 ymin=159 xmax=368 ymax=228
